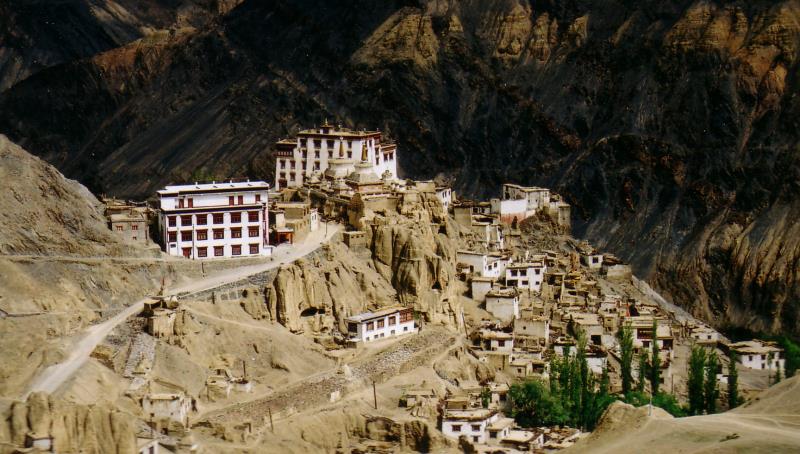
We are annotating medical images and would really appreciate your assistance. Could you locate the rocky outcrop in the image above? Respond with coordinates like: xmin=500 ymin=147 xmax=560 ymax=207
xmin=267 ymin=244 xmax=397 ymax=333
xmin=0 ymin=392 xmax=136 ymax=453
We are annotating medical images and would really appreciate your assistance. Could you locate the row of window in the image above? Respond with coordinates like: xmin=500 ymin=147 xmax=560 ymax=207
xmin=168 ymin=227 xmax=260 ymax=242
xmin=175 ymin=194 xmax=262 ymax=209
xmin=168 ymin=211 xmax=260 ymax=227
xmin=450 ymin=423 xmax=482 ymax=433
xmin=365 ymin=316 xmax=398 ymax=331
xmin=183 ymin=244 xmax=260 ymax=257
xmin=115 ymin=224 xmax=140 ymax=231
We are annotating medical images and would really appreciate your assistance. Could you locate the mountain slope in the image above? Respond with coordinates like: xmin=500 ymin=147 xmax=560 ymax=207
xmin=1 ymin=0 xmax=800 ymax=337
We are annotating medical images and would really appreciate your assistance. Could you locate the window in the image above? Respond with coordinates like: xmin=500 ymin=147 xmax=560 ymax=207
xmin=168 ymin=232 xmax=177 ymax=242
xmin=213 ymin=229 xmax=224 ymax=240
xmin=249 ymin=227 xmax=259 ymax=237
xmin=521 ymin=280 xmax=528 ymax=286
xmin=231 ymin=228 xmax=242 ymax=238
xmin=490 ymin=432 xmax=497 ymax=439
xmin=181 ymin=231 xmax=192 ymax=241
xmin=115 ymin=225 xmax=123 ymax=231
xmin=388 ymin=317 xmax=396 ymax=326
xmin=231 ymin=245 xmax=241 ymax=256
xmin=248 ymin=211 xmax=259 ymax=222
xmin=188 ymin=198 xmax=193 ymax=208
xmin=399 ymin=309 xmax=413 ymax=323
xmin=197 ymin=247 xmax=207 ymax=258
xmin=168 ymin=216 xmax=176 ymax=227
xmin=377 ymin=319 xmax=385 ymax=329
xmin=255 ymin=194 xmax=261 ymax=202
xmin=231 ymin=212 xmax=241 ymax=223
xmin=238 ymin=195 xmax=244 ymax=205
xmin=182 ymin=247 xmax=191 ymax=258
xmin=197 ymin=230 xmax=208 ymax=241
xmin=178 ymin=199 xmax=184 ymax=208
xmin=181 ymin=215 xmax=192 ymax=226
xmin=132 ymin=224 xmax=139 ymax=231
xmin=197 ymin=215 xmax=207 ymax=225
xmin=214 ymin=246 xmax=224 ymax=257
xmin=367 ymin=322 xmax=374 ymax=331
xmin=213 ymin=213 xmax=224 ymax=224
xmin=249 ymin=244 xmax=259 ymax=254
xmin=314 ymin=162 xmax=320 ymax=170
xmin=511 ymin=270 xmax=518 ymax=277
xmin=228 ymin=196 xmax=234 ymax=205
xmin=498 ymin=340 xmax=505 ymax=347
xmin=473 ymin=436 xmax=479 ymax=442
xmin=315 ymin=150 xmax=320 ymax=158
xmin=452 ymin=425 xmax=461 ymax=432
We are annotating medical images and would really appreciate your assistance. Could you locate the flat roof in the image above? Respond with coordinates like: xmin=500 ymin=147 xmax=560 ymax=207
xmin=158 ymin=181 xmax=269 ymax=195
xmin=345 ymin=305 xmax=408 ymax=323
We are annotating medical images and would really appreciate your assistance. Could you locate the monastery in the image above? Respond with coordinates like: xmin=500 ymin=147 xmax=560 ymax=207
xmin=273 ymin=120 xmax=398 ymax=190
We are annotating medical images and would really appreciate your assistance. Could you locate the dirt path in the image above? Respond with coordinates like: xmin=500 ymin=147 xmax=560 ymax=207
xmin=22 ymin=223 xmax=341 ymax=399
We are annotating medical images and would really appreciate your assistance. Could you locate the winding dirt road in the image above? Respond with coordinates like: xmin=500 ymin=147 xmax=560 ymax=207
xmin=23 ymin=223 xmax=341 ymax=398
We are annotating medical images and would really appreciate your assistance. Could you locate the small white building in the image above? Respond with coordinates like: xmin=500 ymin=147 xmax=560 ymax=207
xmin=514 ymin=317 xmax=550 ymax=347
xmin=502 ymin=184 xmax=551 ymax=212
xmin=489 ymin=198 xmax=531 ymax=225
xmin=436 ymin=186 xmax=453 ymax=211
xmin=442 ymin=409 xmax=500 ymax=444
xmin=581 ymin=252 xmax=603 ymax=270
xmin=142 ymin=393 xmax=191 ymax=427
xmin=470 ymin=277 xmax=495 ymax=302
xmin=505 ymin=261 xmax=547 ymax=293
xmin=485 ymin=288 xmax=519 ymax=322
xmin=457 ymin=251 xmax=507 ymax=278
xmin=729 ymin=340 xmax=785 ymax=371
xmin=345 ymin=305 xmax=416 ymax=343
xmin=477 ymin=330 xmax=514 ymax=353
xmin=157 ymin=181 xmax=271 ymax=259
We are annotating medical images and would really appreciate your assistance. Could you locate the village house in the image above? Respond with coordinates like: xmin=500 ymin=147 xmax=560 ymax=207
xmin=345 ymin=305 xmax=416 ymax=343
xmin=470 ymin=276 xmax=496 ymax=302
xmin=508 ymin=358 xmax=546 ymax=378
xmin=441 ymin=408 xmax=500 ymax=444
xmin=104 ymin=198 xmax=153 ymax=245
xmin=157 ymin=180 xmax=271 ymax=259
xmin=142 ymin=393 xmax=192 ymax=428
xmin=435 ymin=185 xmax=453 ymax=211
xmin=485 ymin=288 xmax=520 ymax=322
xmin=513 ymin=316 xmax=550 ymax=348
xmin=486 ymin=382 xmax=509 ymax=409
xmin=475 ymin=330 xmax=514 ymax=353
xmin=268 ymin=201 xmax=319 ymax=244
xmin=502 ymin=184 xmax=551 ymax=213
xmin=727 ymin=340 xmax=785 ymax=371
xmin=505 ymin=259 xmax=547 ymax=293
xmin=624 ymin=316 xmax=675 ymax=353
xmin=580 ymin=250 xmax=604 ymax=270
xmin=273 ymin=120 xmax=398 ymax=190
xmin=402 ymin=384 xmax=438 ymax=407
xmin=457 ymin=250 xmax=507 ymax=278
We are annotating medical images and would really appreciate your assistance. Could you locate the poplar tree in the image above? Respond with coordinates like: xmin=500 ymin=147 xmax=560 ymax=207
xmin=704 ymin=352 xmax=719 ymax=414
xmin=649 ymin=319 xmax=660 ymax=395
xmin=688 ymin=346 xmax=706 ymax=415
xmin=637 ymin=353 xmax=647 ymax=393
xmin=727 ymin=351 xmax=739 ymax=409
xmin=617 ymin=323 xmax=634 ymax=395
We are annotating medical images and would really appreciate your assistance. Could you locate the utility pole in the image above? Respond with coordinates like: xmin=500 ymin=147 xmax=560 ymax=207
xmin=268 ymin=407 xmax=274 ymax=433
xmin=373 ymin=381 xmax=378 ymax=410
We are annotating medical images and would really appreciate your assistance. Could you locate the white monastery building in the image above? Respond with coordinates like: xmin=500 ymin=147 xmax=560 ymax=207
xmin=274 ymin=120 xmax=398 ymax=190
xmin=157 ymin=181 xmax=271 ymax=259
xmin=345 ymin=305 xmax=417 ymax=343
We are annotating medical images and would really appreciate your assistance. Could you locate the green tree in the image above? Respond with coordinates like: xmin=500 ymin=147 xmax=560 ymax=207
xmin=704 ymin=352 xmax=719 ymax=414
xmin=774 ymin=361 xmax=783 ymax=384
xmin=727 ymin=351 xmax=739 ymax=409
xmin=649 ymin=319 xmax=661 ymax=395
xmin=688 ymin=346 xmax=707 ymax=415
xmin=777 ymin=336 xmax=799 ymax=377
xmin=480 ymin=386 xmax=491 ymax=408
xmin=508 ymin=380 xmax=568 ymax=427
xmin=636 ymin=353 xmax=647 ymax=394
xmin=617 ymin=323 xmax=634 ymax=395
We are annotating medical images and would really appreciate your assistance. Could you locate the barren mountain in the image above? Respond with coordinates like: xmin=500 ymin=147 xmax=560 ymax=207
xmin=1 ymin=0 xmax=800 ymax=338
xmin=0 ymin=0 xmax=240 ymax=91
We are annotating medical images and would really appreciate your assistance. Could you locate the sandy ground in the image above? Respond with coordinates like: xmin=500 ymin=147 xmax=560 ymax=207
xmin=567 ymin=376 xmax=800 ymax=454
